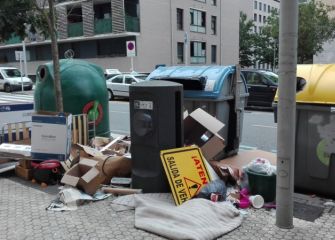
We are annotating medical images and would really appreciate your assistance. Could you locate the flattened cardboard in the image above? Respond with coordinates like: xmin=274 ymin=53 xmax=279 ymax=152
xmin=212 ymin=150 xmax=277 ymax=171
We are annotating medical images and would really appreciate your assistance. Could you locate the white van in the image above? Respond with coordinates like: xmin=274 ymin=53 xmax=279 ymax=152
xmin=0 ymin=67 xmax=33 ymax=92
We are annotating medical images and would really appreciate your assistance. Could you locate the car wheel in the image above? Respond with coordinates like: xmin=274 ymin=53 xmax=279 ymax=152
xmin=4 ymin=84 xmax=11 ymax=93
xmin=108 ymin=89 xmax=114 ymax=101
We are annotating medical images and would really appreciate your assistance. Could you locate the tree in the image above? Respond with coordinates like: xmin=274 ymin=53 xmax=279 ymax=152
xmin=239 ymin=12 xmax=256 ymax=68
xmin=254 ymin=9 xmax=279 ymax=70
xmin=257 ymin=0 xmax=335 ymax=64
xmin=298 ymin=0 xmax=335 ymax=63
xmin=0 ymin=0 xmax=63 ymax=112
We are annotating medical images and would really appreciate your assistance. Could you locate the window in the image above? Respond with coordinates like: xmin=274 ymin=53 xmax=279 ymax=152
xmin=263 ymin=16 xmax=266 ymax=23
xmin=259 ymin=15 xmax=262 ymax=22
xmin=211 ymin=45 xmax=217 ymax=64
xmin=177 ymin=8 xmax=183 ymax=30
xmin=259 ymin=26 xmax=262 ymax=33
xmin=177 ymin=42 xmax=184 ymax=64
xmin=190 ymin=41 xmax=206 ymax=64
xmin=112 ymin=76 xmax=123 ymax=83
xmin=259 ymin=2 xmax=262 ymax=11
xmin=211 ymin=0 xmax=216 ymax=6
xmin=125 ymin=76 xmax=134 ymax=84
xmin=211 ymin=16 xmax=217 ymax=35
xmin=254 ymin=13 xmax=257 ymax=21
xmin=268 ymin=5 xmax=271 ymax=13
xmin=190 ymin=9 xmax=206 ymax=33
xmin=254 ymin=26 xmax=257 ymax=33
xmin=254 ymin=1 xmax=257 ymax=9
xmin=263 ymin=4 xmax=266 ymax=12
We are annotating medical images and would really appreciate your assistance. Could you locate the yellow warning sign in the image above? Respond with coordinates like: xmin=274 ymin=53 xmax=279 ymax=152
xmin=160 ymin=146 xmax=212 ymax=205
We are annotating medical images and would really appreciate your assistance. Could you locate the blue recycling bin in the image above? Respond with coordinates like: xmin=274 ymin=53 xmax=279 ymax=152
xmin=146 ymin=65 xmax=249 ymax=158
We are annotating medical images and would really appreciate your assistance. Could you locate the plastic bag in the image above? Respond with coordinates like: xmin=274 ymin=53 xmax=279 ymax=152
xmin=245 ymin=158 xmax=276 ymax=176
xmin=196 ymin=179 xmax=227 ymax=201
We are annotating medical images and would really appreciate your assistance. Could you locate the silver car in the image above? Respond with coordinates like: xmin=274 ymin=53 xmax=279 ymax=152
xmin=106 ymin=74 xmax=147 ymax=100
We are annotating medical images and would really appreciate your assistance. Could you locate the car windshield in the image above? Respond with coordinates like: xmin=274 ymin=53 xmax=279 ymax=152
xmin=2 ymin=69 xmax=21 ymax=78
xmin=262 ymin=71 xmax=278 ymax=83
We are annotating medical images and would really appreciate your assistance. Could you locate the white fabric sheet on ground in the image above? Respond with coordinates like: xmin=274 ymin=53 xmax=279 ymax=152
xmin=134 ymin=194 xmax=242 ymax=240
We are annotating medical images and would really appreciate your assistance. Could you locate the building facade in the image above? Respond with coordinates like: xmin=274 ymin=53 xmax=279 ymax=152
xmin=0 ymin=0 xmax=240 ymax=75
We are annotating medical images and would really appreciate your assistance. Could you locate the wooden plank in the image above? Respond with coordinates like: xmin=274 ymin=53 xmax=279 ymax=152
xmin=15 ymin=123 xmax=20 ymax=141
xmin=7 ymin=124 xmax=13 ymax=142
xmin=22 ymin=123 xmax=29 ymax=140
xmin=72 ymin=116 xmax=78 ymax=144
xmin=83 ymin=114 xmax=88 ymax=145
xmin=78 ymin=115 xmax=82 ymax=145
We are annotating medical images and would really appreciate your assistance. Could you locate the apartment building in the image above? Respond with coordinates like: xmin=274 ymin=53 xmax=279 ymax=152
xmin=0 ymin=0 xmax=239 ymax=75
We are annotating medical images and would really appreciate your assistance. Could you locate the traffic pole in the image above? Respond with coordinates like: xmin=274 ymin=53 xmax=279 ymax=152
xmin=276 ymin=0 xmax=298 ymax=229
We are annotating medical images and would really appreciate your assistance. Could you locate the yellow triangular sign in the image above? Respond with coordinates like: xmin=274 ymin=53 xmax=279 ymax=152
xmin=184 ymin=177 xmax=202 ymax=197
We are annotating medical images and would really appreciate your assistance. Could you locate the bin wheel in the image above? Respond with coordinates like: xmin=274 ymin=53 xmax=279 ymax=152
xmin=108 ymin=90 xmax=114 ymax=101
xmin=4 ymin=84 xmax=11 ymax=93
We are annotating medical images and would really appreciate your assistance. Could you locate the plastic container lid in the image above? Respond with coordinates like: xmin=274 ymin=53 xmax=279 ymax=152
xmin=275 ymin=64 xmax=335 ymax=105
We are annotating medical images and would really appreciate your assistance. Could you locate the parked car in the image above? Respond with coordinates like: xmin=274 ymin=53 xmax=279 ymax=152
xmin=105 ymin=68 xmax=122 ymax=80
xmin=106 ymin=74 xmax=147 ymax=100
xmin=0 ymin=67 xmax=33 ymax=92
xmin=241 ymin=69 xmax=278 ymax=108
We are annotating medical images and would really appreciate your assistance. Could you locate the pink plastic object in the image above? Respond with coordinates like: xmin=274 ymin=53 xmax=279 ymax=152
xmin=238 ymin=188 xmax=251 ymax=209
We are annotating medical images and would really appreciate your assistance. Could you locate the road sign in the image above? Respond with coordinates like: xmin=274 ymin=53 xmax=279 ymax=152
xmin=160 ymin=146 xmax=212 ymax=205
xmin=126 ymin=41 xmax=136 ymax=57
xmin=15 ymin=51 xmax=24 ymax=61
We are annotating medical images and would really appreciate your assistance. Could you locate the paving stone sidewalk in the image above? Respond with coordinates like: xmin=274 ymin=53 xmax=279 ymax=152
xmin=1 ymin=176 xmax=334 ymax=240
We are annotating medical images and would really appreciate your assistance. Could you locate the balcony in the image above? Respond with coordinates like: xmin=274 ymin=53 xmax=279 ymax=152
xmin=94 ymin=18 xmax=113 ymax=35
xmin=125 ymin=15 xmax=140 ymax=32
xmin=68 ymin=22 xmax=83 ymax=37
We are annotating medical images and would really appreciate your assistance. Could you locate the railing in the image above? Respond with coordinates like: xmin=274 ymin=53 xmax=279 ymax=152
xmin=125 ymin=15 xmax=140 ymax=32
xmin=94 ymin=18 xmax=113 ymax=34
xmin=68 ymin=22 xmax=83 ymax=37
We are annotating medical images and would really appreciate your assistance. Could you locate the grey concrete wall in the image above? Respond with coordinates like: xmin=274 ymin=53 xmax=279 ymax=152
xmin=82 ymin=1 xmax=94 ymax=37
xmin=221 ymin=0 xmax=239 ymax=65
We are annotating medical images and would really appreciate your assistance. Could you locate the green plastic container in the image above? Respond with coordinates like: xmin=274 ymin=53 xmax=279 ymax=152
xmin=34 ymin=59 xmax=110 ymax=137
xmin=246 ymin=169 xmax=276 ymax=202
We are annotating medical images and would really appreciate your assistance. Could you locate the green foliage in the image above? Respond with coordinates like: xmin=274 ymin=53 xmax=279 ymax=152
xmin=253 ymin=9 xmax=279 ymax=69
xmin=298 ymin=0 xmax=335 ymax=63
xmin=255 ymin=1 xmax=335 ymax=64
xmin=0 ymin=0 xmax=48 ymax=41
xmin=239 ymin=12 xmax=257 ymax=67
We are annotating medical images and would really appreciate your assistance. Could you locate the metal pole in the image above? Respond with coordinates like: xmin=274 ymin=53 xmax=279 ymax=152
xmin=130 ymin=57 xmax=134 ymax=72
xmin=19 ymin=55 xmax=24 ymax=92
xmin=22 ymin=40 xmax=28 ymax=77
xmin=276 ymin=0 xmax=298 ymax=229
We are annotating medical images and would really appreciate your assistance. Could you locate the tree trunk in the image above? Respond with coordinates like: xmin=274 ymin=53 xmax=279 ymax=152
xmin=48 ymin=0 xmax=63 ymax=112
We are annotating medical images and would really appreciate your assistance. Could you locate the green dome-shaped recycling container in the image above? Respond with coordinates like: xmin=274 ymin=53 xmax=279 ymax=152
xmin=34 ymin=59 xmax=110 ymax=137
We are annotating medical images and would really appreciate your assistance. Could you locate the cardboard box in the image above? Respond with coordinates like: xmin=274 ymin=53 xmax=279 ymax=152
xmin=15 ymin=164 xmax=33 ymax=180
xmin=61 ymin=158 xmax=105 ymax=195
xmin=19 ymin=159 xmax=31 ymax=169
xmin=31 ymin=111 xmax=72 ymax=161
xmin=184 ymin=108 xmax=226 ymax=160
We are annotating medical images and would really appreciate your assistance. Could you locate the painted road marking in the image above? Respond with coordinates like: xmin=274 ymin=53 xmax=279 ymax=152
xmin=252 ymin=124 xmax=277 ymax=129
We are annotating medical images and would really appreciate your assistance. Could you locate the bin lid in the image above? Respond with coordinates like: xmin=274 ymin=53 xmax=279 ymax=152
xmin=147 ymin=65 xmax=246 ymax=99
xmin=274 ymin=64 xmax=335 ymax=105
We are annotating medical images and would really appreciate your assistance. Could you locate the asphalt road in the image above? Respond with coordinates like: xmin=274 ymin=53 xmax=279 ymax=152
xmin=1 ymin=91 xmax=277 ymax=152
